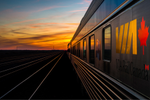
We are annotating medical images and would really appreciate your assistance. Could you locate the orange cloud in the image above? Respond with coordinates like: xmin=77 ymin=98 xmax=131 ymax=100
xmin=0 ymin=0 xmax=92 ymax=50
xmin=0 ymin=31 xmax=74 ymax=50
xmin=24 ymin=24 xmax=77 ymax=37
xmin=0 ymin=19 xmax=78 ymax=50
xmin=65 ymin=23 xmax=79 ymax=25
xmin=14 ymin=31 xmax=74 ymax=50
xmin=28 ymin=22 xmax=79 ymax=33
xmin=18 ymin=32 xmax=73 ymax=40
xmin=0 ymin=36 xmax=45 ymax=50
xmin=84 ymin=0 xmax=92 ymax=3
xmin=29 ymin=22 xmax=79 ymax=26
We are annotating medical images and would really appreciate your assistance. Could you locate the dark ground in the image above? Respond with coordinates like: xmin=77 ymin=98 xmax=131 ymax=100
xmin=0 ymin=50 xmax=89 ymax=99
xmin=32 ymin=52 xmax=89 ymax=99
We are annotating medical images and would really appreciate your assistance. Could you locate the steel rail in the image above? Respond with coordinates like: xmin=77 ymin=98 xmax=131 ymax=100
xmin=0 ymin=53 xmax=54 ymax=66
xmin=76 ymin=62 xmax=97 ymax=99
xmin=76 ymin=66 xmax=95 ymax=99
xmin=76 ymin=62 xmax=102 ymax=99
xmin=0 ymin=53 xmax=57 ymax=73
xmin=73 ymin=60 xmax=94 ymax=99
xmin=0 ymin=52 xmax=54 ymax=64
xmin=76 ymin=59 xmax=114 ymax=99
xmin=0 ymin=54 xmax=39 ymax=63
xmin=77 ymin=59 xmax=123 ymax=99
xmin=74 ymin=60 xmax=96 ymax=99
xmin=0 ymin=53 xmax=61 ymax=99
xmin=0 ymin=56 xmax=50 ymax=79
xmin=84 ymin=62 xmax=130 ymax=99
xmin=71 ymin=54 xmax=147 ymax=99
xmin=0 ymin=53 xmax=60 ymax=79
xmin=76 ymin=59 xmax=108 ymax=99
xmin=78 ymin=60 xmax=122 ymax=99
xmin=77 ymin=61 xmax=105 ymax=99
xmin=74 ymin=59 xmax=95 ymax=99
xmin=29 ymin=53 xmax=64 ymax=99
xmin=72 ymin=61 xmax=92 ymax=99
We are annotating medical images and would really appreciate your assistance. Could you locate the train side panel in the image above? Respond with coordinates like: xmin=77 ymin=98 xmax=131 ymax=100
xmin=69 ymin=0 xmax=150 ymax=97
xmin=96 ymin=0 xmax=150 ymax=96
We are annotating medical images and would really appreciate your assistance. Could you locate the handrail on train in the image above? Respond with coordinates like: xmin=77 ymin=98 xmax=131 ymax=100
xmin=68 ymin=52 xmax=149 ymax=99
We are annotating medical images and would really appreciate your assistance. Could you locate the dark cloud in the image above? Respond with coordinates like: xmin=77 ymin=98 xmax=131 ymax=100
xmin=10 ymin=28 xmax=30 ymax=35
xmin=12 ymin=31 xmax=29 ymax=35
xmin=40 ymin=39 xmax=56 ymax=42
xmin=0 ymin=28 xmax=30 ymax=35
xmin=0 ymin=37 xmax=48 ymax=50
xmin=0 ymin=27 xmax=10 ymax=35
xmin=17 ymin=31 xmax=73 ymax=40
xmin=18 ymin=35 xmax=50 ymax=40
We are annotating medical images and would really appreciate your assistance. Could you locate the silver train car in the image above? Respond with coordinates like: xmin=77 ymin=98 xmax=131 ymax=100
xmin=67 ymin=0 xmax=150 ymax=99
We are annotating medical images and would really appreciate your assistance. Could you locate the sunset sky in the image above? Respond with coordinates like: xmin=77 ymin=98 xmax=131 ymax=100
xmin=0 ymin=0 xmax=92 ymax=50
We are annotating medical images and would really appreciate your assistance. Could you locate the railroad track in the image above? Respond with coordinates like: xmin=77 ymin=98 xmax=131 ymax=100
xmin=0 ymin=51 xmax=57 ymax=63
xmin=0 ymin=52 xmax=64 ymax=99
xmin=0 ymin=52 xmax=59 ymax=70
xmin=1 ymin=51 xmax=148 ymax=99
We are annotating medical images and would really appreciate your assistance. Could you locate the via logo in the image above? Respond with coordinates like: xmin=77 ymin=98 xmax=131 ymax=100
xmin=116 ymin=19 xmax=137 ymax=55
xmin=138 ymin=17 xmax=149 ymax=55
xmin=116 ymin=17 xmax=149 ymax=55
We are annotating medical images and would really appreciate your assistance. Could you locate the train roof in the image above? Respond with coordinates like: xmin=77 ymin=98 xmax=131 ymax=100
xmin=70 ymin=0 xmax=103 ymax=45
xmin=69 ymin=0 xmax=136 ymax=46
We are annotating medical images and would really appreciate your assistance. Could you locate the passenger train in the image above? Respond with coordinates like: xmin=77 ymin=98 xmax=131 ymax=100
xmin=67 ymin=0 xmax=150 ymax=99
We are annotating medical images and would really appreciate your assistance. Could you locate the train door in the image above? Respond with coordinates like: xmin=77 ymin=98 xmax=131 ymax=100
xmin=103 ymin=25 xmax=111 ymax=74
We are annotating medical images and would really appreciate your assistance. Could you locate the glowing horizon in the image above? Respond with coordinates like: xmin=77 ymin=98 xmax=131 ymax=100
xmin=0 ymin=0 xmax=92 ymax=50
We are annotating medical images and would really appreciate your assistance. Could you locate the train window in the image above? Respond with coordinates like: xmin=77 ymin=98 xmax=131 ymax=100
xmin=73 ymin=46 xmax=76 ymax=55
xmin=89 ymin=35 xmax=95 ymax=64
xmin=74 ymin=45 xmax=77 ymax=55
xmin=77 ymin=42 xmax=80 ymax=57
xmin=103 ymin=26 xmax=111 ymax=61
xmin=83 ymin=39 xmax=86 ymax=60
xmin=72 ymin=47 xmax=73 ymax=54
xmin=73 ymin=46 xmax=74 ymax=54
xmin=96 ymin=39 xmax=101 ymax=60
